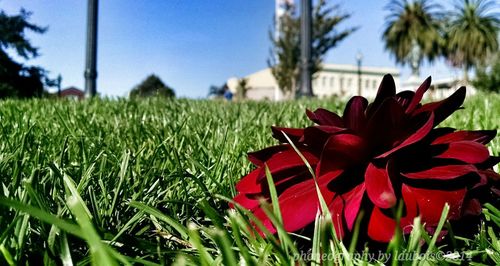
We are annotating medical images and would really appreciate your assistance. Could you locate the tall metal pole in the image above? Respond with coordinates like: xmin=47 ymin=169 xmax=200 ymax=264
xmin=299 ymin=0 xmax=313 ymax=97
xmin=84 ymin=0 xmax=98 ymax=98
xmin=356 ymin=52 xmax=363 ymax=96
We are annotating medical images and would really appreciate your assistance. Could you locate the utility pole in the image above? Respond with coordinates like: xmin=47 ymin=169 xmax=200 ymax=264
xmin=298 ymin=0 xmax=313 ymax=97
xmin=84 ymin=0 xmax=98 ymax=98
xmin=356 ymin=52 xmax=363 ymax=96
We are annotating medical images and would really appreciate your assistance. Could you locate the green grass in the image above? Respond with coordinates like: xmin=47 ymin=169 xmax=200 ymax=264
xmin=0 ymin=92 xmax=498 ymax=265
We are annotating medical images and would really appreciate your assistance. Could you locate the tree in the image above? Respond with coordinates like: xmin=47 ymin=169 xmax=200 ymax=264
xmin=268 ymin=0 xmax=357 ymax=98
xmin=444 ymin=0 xmax=499 ymax=83
xmin=472 ymin=52 xmax=500 ymax=92
xmin=130 ymin=74 xmax=175 ymax=98
xmin=382 ymin=0 xmax=443 ymax=76
xmin=0 ymin=8 xmax=51 ymax=98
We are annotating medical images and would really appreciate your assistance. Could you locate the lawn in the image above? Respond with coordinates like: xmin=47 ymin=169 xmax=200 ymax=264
xmin=0 ymin=92 xmax=499 ymax=265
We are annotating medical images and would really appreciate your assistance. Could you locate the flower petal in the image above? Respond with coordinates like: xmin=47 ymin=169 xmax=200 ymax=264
xmin=306 ymin=108 xmax=344 ymax=126
xmin=395 ymin=90 xmax=415 ymax=109
xmin=271 ymin=127 xmax=304 ymax=143
xmin=401 ymin=164 xmax=477 ymax=180
xmin=414 ymin=87 xmax=466 ymax=125
xmin=367 ymin=74 xmax=396 ymax=116
xmin=403 ymin=185 xmax=466 ymax=225
xmin=342 ymin=183 xmax=366 ymax=230
xmin=375 ymin=112 xmax=434 ymax=158
xmin=406 ymin=76 xmax=431 ymax=114
xmin=432 ymin=130 xmax=497 ymax=145
xmin=277 ymin=175 xmax=336 ymax=232
xmin=235 ymin=169 xmax=262 ymax=193
xmin=248 ymin=145 xmax=288 ymax=166
xmin=233 ymin=193 xmax=261 ymax=211
xmin=367 ymin=206 xmax=397 ymax=242
xmin=259 ymin=149 xmax=318 ymax=181
xmin=302 ymin=125 xmax=346 ymax=150
xmin=316 ymin=133 xmax=367 ymax=176
xmin=343 ymin=96 xmax=368 ymax=133
xmin=365 ymin=163 xmax=396 ymax=209
xmin=433 ymin=141 xmax=490 ymax=164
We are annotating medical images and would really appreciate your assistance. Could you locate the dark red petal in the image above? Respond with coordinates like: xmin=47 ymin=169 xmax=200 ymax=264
xmin=403 ymin=185 xmax=467 ymax=224
xmin=434 ymin=141 xmax=490 ymax=164
xmin=302 ymin=125 xmax=346 ymax=150
xmin=277 ymin=175 xmax=336 ymax=232
xmin=432 ymin=130 xmax=497 ymax=145
xmin=343 ymin=96 xmax=368 ymax=133
xmin=235 ymin=169 xmax=262 ymax=193
xmin=233 ymin=193 xmax=261 ymax=211
xmin=365 ymin=163 xmax=396 ymax=209
xmin=329 ymin=196 xmax=345 ymax=239
xmin=317 ymin=133 xmax=366 ymax=176
xmin=414 ymin=87 xmax=466 ymax=125
xmin=306 ymin=108 xmax=344 ymax=126
xmin=367 ymin=206 xmax=397 ymax=242
xmin=342 ymin=183 xmax=366 ymax=230
xmin=248 ymin=145 xmax=289 ymax=166
xmin=271 ymin=127 xmax=304 ymax=143
xmin=395 ymin=90 xmax=415 ymax=109
xmin=462 ymin=198 xmax=482 ymax=216
xmin=367 ymin=74 xmax=396 ymax=116
xmin=365 ymin=98 xmax=405 ymax=147
xmin=376 ymin=112 xmax=434 ymax=158
xmin=406 ymin=76 xmax=431 ymax=114
xmin=401 ymin=164 xmax=477 ymax=180
xmin=259 ymin=149 xmax=318 ymax=181
xmin=477 ymin=156 xmax=500 ymax=169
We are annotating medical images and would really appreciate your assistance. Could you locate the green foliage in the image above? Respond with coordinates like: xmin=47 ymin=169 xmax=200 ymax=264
xmin=0 ymin=8 xmax=51 ymax=98
xmin=0 ymin=94 xmax=497 ymax=264
xmin=268 ymin=0 xmax=357 ymax=97
xmin=473 ymin=53 xmax=500 ymax=92
xmin=382 ymin=0 xmax=443 ymax=68
xmin=445 ymin=0 xmax=500 ymax=81
xmin=130 ymin=74 xmax=175 ymax=98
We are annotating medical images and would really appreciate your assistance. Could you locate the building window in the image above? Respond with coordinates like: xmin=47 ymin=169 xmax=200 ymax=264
xmin=339 ymin=77 xmax=344 ymax=89
xmin=347 ymin=78 xmax=352 ymax=88
xmin=330 ymin=77 xmax=334 ymax=87
xmin=365 ymin=79 xmax=369 ymax=89
xmin=372 ymin=80 xmax=377 ymax=89
xmin=322 ymin=76 xmax=327 ymax=87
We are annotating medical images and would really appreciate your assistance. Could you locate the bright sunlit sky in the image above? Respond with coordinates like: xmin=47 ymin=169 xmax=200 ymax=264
xmin=3 ymin=0 xmax=461 ymax=98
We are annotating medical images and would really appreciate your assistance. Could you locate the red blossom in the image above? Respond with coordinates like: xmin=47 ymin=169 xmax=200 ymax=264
xmin=232 ymin=74 xmax=499 ymax=242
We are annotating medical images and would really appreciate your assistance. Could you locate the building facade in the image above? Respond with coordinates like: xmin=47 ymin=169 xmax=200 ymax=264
xmin=227 ymin=64 xmax=400 ymax=101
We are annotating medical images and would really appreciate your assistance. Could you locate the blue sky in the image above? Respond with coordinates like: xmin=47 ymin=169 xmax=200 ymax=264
xmin=2 ymin=0 xmax=460 ymax=98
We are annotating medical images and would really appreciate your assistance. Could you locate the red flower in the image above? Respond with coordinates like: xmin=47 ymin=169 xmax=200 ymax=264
xmin=232 ymin=74 xmax=499 ymax=242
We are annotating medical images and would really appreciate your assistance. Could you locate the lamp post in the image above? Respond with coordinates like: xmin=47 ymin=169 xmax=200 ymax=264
xmin=356 ymin=51 xmax=363 ymax=96
xmin=84 ymin=0 xmax=98 ymax=98
xmin=298 ymin=0 xmax=313 ymax=97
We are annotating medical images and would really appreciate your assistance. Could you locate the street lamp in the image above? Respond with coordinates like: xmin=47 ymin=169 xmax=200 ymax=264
xmin=299 ymin=0 xmax=313 ymax=97
xmin=84 ymin=0 xmax=98 ymax=98
xmin=356 ymin=51 xmax=363 ymax=96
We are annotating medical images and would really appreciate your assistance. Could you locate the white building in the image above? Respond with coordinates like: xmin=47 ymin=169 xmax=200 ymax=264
xmin=227 ymin=63 xmax=400 ymax=101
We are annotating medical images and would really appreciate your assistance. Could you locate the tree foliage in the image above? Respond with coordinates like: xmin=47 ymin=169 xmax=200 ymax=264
xmin=268 ymin=0 xmax=357 ymax=97
xmin=473 ymin=53 xmax=500 ymax=92
xmin=382 ymin=0 xmax=443 ymax=72
xmin=130 ymin=74 xmax=175 ymax=98
xmin=444 ymin=0 xmax=499 ymax=82
xmin=0 ymin=9 xmax=51 ymax=98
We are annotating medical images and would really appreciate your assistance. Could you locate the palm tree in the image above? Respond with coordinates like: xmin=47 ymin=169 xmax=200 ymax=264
xmin=445 ymin=0 xmax=499 ymax=83
xmin=382 ymin=0 xmax=443 ymax=77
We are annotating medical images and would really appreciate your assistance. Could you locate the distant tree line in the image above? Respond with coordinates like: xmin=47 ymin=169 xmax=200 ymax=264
xmin=382 ymin=0 xmax=499 ymax=89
